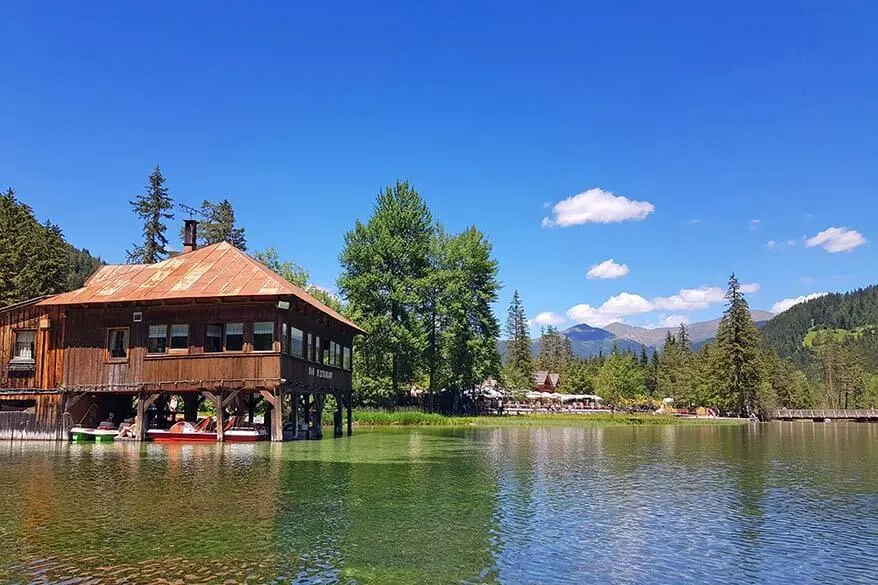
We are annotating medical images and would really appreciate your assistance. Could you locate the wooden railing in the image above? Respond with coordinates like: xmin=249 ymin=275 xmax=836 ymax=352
xmin=773 ymin=409 xmax=878 ymax=420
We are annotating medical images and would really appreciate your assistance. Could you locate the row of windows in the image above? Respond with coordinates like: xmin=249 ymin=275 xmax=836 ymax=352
xmin=105 ymin=322 xmax=352 ymax=370
xmin=280 ymin=323 xmax=351 ymax=370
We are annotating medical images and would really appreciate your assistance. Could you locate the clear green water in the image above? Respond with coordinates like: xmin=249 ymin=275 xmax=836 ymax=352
xmin=1 ymin=423 xmax=877 ymax=584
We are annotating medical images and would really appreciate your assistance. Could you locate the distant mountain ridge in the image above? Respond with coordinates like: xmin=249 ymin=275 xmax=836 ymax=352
xmin=499 ymin=310 xmax=775 ymax=359
xmin=605 ymin=310 xmax=774 ymax=348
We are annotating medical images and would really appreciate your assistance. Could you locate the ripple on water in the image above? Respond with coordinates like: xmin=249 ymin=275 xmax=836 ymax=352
xmin=1 ymin=423 xmax=877 ymax=584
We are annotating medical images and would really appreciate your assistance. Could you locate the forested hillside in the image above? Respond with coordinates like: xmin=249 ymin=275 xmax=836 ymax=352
xmin=762 ymin=286 xmax=878 ymax=365
xmin=0 ymin=188 xmax=103 ymax=307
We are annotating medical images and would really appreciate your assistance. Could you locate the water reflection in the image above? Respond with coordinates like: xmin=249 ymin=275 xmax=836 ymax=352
xmin=1 ymin=423 xmax=877 ymax=583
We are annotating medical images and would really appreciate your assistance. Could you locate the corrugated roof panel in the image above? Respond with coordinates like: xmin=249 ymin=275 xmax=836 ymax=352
xmin=37 ymin=242 xmax=364 ymax=332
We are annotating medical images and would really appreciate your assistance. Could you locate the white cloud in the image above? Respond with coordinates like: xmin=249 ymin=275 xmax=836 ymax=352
xmin=653 ymin=286 xmax=725 ymax=311
xmin=565 ymin=292 xmax=653 ymax=327
xmin=687 ymin=218 xmax=701 ymax=225
xmin=530 ymin=312 xmax=566 ymax=327
xmin=805 ymin=227 xmax=866 ymax=253
xmin=586 ymin=259 xmax=629 ymax=280
xmin=565 ymin=282 xmax=760 ymax=326
xmin=765 ymin=238 xmax=801 ymax=251
xmin=750 ymin=219 xmax=761 ymax=230
xmin=646 ymin=314 xmax=690 ymax=329
xmin=542 ymin=188 xmax=655 ymax=227
xmin=771 ymin=292 xmax=829 ymax=314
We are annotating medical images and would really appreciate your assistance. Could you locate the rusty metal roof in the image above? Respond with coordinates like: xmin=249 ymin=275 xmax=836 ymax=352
xmin=38 ymin=242 xmax=364 ymax=333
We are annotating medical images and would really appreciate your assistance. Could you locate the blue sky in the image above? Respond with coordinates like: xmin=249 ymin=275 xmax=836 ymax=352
xmin=2 ymin=1 xmax=876 ymax=334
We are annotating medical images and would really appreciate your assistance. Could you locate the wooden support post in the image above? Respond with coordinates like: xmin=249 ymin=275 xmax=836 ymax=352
xmin=347 ymin=390 xmax=353 ymax=436
xmin=259 ymin=389 xmax=284 ymax=442
xmin=291 ymin=392 xmax=299 ymax=439
xmin=136 ymin=392 xmax=147 ymax=442
xmin=304 ymin=393 xmax=311 ymax=439
xmin=315 ymin=394 xmax=324 ymax=440
xmin=334 ymin=393 xmax=343 ymax=438
xmin=216 ymin=391 xmax=225 ymax=442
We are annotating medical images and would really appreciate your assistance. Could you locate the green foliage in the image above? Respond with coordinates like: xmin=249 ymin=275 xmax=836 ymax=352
xmin=435 ymin=226 xmax=501 ymax=399
xmin=536 ymin=326 xmax=574 ymax=375
xmin=128 ymin=166 xmax=174 ymax=264
xmin=594 ymin=352 xmax=645 ymax=409
xmin=338 ymin=181 xmax=502 ymax=410
xmin=338 ymin=181 xmax=436 ymax=404
xmin=0 ymin=188 xmax=83 ymax=306
xmin=762 ymin=285 xmax=878 ymax=366
xmin=503 ymin=290 xmax=533 ymax=390
xmin=713 ymin=273 xmax=766 ymax=415
xmin=195 ymin=199 xmax=247 ymax=249
xmin=341 ymin=410 xmax=746 ymax=427
xmin=658 ymin=326 xmax=695 ymax=407
xmin=66 ymin=246 xmax=103 ymax=290
xmin=251 ymin=246 xmax=310 ymax=287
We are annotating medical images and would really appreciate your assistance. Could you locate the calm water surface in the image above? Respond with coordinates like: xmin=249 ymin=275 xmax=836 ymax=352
xmin=1 ymin=423 xmax=877 ymax=584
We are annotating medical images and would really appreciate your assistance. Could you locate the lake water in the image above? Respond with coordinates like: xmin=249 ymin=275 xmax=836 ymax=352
xmin=1 ymin=423 xmax=877 ymax=584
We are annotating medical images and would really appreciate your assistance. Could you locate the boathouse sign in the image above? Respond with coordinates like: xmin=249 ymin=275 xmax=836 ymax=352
xmin=309 ymin=366 xmax=333 ymax=380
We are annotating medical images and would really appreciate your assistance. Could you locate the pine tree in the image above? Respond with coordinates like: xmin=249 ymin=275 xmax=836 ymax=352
xmin=128 ymin=166 xmax=174 ymax=263
xmin=197 ymin=199 xmax=246 ymax=249
xmin=437 ymin=226 xmax=501 ymax=408
xmin=0 ymin=188 xmax=72 ymax=305
xmin=252 ymin=246 xmax=309 ymax=287
xmin=714 ymin=273 xmax=767 ymax=415
xmin=338 ymin=180 xmax=434 ymax=404
xmin=504 ymin=290 xmax=533 ymax=391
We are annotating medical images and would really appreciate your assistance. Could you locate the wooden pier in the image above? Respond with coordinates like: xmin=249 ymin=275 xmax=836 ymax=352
xmin=773 ymin=409 xmax=878 ymax=422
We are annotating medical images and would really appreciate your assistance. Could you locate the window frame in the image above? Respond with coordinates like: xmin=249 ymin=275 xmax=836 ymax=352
xmin=204 ymin=323 xmax=223 ymax=353
xmin=306 ymin=333 xmax=313 ymax=362
xmin=252 ymin=321 xmax=275 ymax=352
xmin=224 ymin=322 xmax=245 ymax=353
xmin=11 ymin=329 xmax=37 ymax=364
xmin=147 ymin=324 xmax=169 ymax=355
xmin=281 ymin=322 xmax=290 ymax=354
xmin=105 ymin=327 xmax=130 ymax=362
xmin=290 ymin=326 xmax=304 ymax=358
xmin=343 ymin=346 xmax=351 ymax=371
xmin=168 ymin=324 xmax=190 ymax=353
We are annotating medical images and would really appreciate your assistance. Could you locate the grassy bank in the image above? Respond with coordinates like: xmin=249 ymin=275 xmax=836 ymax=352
xmin=339 ymin=409 xmax=747 ymax=428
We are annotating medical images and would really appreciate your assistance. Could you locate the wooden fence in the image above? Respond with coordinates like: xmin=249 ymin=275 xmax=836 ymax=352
xmin=0 ymin=411 xmax=64 ymax=440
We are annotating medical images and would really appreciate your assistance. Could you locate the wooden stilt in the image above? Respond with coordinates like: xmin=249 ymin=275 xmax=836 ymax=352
xmin=347 ymin=390 xmax=353 ymax=436
xmin=259 ymin=388 xmax=284 ymax=442
xmin=315 ymin=394 xmax=324 ymax=440
xmin=136 ymin=392 xmax=147 ymax=442
xmin=215 ymin=391 xmax=225 ymax=442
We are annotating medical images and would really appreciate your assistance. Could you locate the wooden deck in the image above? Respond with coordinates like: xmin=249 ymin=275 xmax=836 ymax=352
xmin=773 ymin=409 xmax=878 ymax=421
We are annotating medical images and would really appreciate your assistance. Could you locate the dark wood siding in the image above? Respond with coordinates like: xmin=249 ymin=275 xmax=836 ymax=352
xmin=62 ymin=301 xmax=286 ymax=391
xmin=280 ymin=305 xmax=354 ymax=392
xmin=0 ymin=304 xmax=65 ymax=390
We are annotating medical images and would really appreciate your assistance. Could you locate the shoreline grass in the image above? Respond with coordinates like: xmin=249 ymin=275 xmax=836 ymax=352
xmin=339 ymin=410 xmax=747 ymax=428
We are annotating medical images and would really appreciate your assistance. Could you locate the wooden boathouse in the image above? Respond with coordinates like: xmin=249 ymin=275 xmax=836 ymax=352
xmin=0 ymin=221 xmax=364 ymax=442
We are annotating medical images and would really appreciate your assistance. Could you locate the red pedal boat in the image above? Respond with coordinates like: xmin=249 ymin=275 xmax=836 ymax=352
xmin=148 ymin=416 xmax=267 ymax=443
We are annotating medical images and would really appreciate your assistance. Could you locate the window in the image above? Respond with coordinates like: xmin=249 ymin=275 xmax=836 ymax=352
xmin=12 ymin=331 xmax=35 ymax=362
xmin=225 ymin=323 xmax=244 ymax=351
xmin=315 ymin=335 xmax=321 ymax=363
xmin=106 ymin=328 xmax=129 ymax=359
xmin=169 ymin=324 xmax=189 ymax=351
xmin=205 ymin=324 xmax=223 ymax=353
xmin=322 ymin=338 xmax=331 ymax=365
xmin=281 ymin=323 xmax=289 ymax=354
xmin=291 ymin=327 xmax=304 ymax=357
xmin=330 ymin=341 xmax=339 ymax=367
xmin=147 ymin=325 xmax=168 ymax=354
xmin=335 ymin=343 xmax=342 ymax=367
xmin=306 ymin=333 xmax=313 ymax=361
xmin=343 ymin=346 xmax=351 ymax=370
xmin=253 ymin=322 xmax=274 ymax=351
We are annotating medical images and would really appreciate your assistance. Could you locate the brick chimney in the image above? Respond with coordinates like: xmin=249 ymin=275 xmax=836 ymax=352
xmin=183 ymin=219 xmax=198 ymax=253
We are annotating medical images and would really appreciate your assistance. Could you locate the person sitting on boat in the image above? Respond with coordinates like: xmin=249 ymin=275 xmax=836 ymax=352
xmin=97 ymin=412 xmax=116 ymax=430
xmin=117 ymin=418 xmax=138 ymax=438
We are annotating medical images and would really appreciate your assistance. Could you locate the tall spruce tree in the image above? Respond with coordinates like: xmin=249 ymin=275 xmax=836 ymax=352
xmin=128 ymin=166 xmax=174 ymax=263
xmin=504 ymin=290 xmax=533 ymax=391
xmin=437 ymin=226 xmax=501 ymax=409
xmin=338 ymin=180 xmax=434 ymax=404
xmin=197 ymin=199 xmax=247 ymax=249
xmin=714 ymin=273 xmax=766 ymax=415
xmin=0 ymin=188 xmax=71 ymax=306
